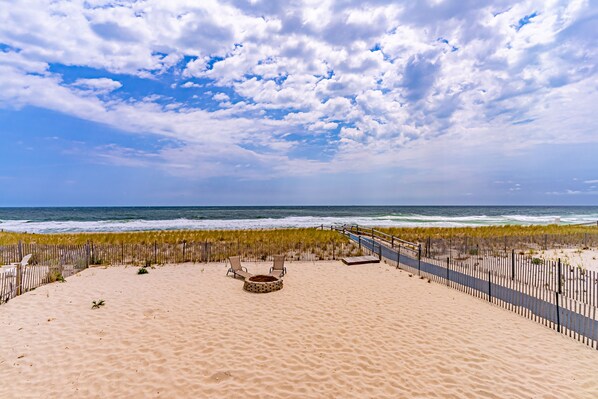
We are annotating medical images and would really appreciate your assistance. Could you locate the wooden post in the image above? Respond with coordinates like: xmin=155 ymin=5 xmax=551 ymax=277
xmin=377 ymin=243 xmax=382 ymax=260
xmin=557 ymin=258 xmax=562 ymax=294
xmin=90 ymin=241 xmax=95 ymax=265
xmin=153 ymin=241 xmax=157 ymax=264
xmin=555 ymin=292 xmax=561 ymax=333
xmin=511 ymin=249 xmax=515 ymax=280
xmin=16 ymin=262 xmax=22 ymax=296
xmin=446 ymin=257 xmax=450 ymax=285
xmin=391 ymin=236 xmax=394 ymax=248
xmin=183 ymin=240 xmax=187 ymax=262
xmin=18 ymin=240 xmax=23 ymax=262
xmin=85 ymin=241 xmax=90 ymax=268
xmin=358 ymin=236 xmax=361 ymax=249
xmin=488 ymin=269 xmax=492 ymax=302
xmin=417 ymin=245 xmax=421 ymax=275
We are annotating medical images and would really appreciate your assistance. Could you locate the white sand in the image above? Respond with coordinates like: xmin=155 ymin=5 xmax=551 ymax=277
xmin=541 ymin=248 xmax=598 ymax=272
xmin=1 ymin=261 xmax=598 ymax=398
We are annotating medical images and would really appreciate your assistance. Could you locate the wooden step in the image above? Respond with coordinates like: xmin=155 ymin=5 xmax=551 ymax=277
xmin=341 ymin=256 xmax=380 ymax=265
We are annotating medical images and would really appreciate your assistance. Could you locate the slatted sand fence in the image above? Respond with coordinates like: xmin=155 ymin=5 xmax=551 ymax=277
xmin=336 ymin=226 xmax=598 ymax=349
xmin=0 ymin=243 xmax=90 ymax=304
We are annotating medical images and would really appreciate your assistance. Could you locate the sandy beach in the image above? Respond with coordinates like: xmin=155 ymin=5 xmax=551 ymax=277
xmin=1 ymin=260 xmax=598 ymax=398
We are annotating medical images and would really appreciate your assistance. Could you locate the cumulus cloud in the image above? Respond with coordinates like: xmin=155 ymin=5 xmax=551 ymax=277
xmin=0 ymin=0 xmax=596 ymax=180
xmin=72 ymin=78 xmax=122 ymax=93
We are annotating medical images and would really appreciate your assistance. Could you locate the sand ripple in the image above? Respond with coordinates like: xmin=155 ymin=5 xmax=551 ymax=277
xmin=1 ymin=261 xmax=597 ymax=398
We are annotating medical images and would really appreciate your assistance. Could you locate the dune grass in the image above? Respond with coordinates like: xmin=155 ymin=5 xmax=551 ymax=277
xmin=1 ymin=225 xmax=597 ymax=247
xmin=0 ymin=228 xmax=348 ymax=246
xmin=372 ymin=225 xmax=598 ymax=243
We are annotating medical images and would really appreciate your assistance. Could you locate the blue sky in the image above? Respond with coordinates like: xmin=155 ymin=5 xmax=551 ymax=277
xmin=0 ymin=0 xmax=597 ymax=206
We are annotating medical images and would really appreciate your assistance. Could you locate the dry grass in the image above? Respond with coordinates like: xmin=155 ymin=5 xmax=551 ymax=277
xmin=374 ymin=225 xmax=598 ymax=242
xmin=0 ymin=228 xmax=347 ymax=246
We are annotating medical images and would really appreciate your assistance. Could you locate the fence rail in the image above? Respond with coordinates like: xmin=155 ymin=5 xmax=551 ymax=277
xmin=339 ymin=227 xmax=598 ymax=349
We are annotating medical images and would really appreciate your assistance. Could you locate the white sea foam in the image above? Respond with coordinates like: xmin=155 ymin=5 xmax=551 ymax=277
xmin=1 ymin=213 xmax=597 ymax=233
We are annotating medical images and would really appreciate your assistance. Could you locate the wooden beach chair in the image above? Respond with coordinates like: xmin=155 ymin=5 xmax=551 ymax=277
xmin=269 ymin=255 xmax=286 ymax=278
xmin=226 ymin=256 xmax=252 ymax=280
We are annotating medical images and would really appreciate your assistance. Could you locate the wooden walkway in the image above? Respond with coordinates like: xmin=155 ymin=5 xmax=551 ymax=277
xmin=341 ymin=255 xmax=380 ymax=265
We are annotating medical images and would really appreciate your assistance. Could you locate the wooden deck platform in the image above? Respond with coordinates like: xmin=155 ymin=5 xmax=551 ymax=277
xmin=341 ymin=255 xmax=380 ymax=265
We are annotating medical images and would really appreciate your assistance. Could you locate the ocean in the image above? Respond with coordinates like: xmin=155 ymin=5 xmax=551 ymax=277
xmin=0 ymin=206 xmax=597 ymax=234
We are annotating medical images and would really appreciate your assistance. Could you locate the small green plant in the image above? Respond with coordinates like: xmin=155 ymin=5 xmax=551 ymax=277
xmin=47 ymin=269 xmax=65 ymax=283
xmin=468 ymin=248 xmax=478 ymax=255
xmin=531 ymin=258 xmax=542 ymax=265
xmin=91 ymin=299 xmax=105 ymax=309
xmin=138 ymin=267 xmax=149 ymax=275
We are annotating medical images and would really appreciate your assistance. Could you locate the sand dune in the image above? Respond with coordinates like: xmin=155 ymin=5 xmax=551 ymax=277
xmin=1 ymin=260 xmax=597 ymax=398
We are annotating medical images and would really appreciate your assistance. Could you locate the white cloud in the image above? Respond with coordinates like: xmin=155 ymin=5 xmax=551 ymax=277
xmin=181 ymin=81 xmax=202 ymax=88
xmin=212 ymin=92 xmax=230 ymax=101
xmin=72 ymin=78 xmax=122 ymax=92
xmin=0 ymin=0 xmax=596 ymax=181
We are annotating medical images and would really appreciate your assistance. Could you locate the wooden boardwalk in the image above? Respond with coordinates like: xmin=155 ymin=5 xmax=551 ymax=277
xmin=341 ymin=255 xmax=380 ymax=265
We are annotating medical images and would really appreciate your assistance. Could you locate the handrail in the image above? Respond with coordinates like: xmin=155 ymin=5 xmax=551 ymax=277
xmin=331 ymin=224 xmax=420 ymax=250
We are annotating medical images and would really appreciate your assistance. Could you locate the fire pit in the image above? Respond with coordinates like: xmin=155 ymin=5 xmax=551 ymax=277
xmin=243 ymin=275 xmax=283 ymax=293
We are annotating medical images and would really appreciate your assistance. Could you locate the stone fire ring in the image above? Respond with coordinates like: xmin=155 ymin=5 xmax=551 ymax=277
xmin=243 ymin=275 xmax=283 ymax=293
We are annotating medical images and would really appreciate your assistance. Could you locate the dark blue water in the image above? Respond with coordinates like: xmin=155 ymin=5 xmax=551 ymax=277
xmin=0 ymin=206 xmax=597 ymax=233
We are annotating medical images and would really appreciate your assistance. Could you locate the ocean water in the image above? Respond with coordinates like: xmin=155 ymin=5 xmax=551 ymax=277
xmin=0 ymin=206 xmax=597 ymax=234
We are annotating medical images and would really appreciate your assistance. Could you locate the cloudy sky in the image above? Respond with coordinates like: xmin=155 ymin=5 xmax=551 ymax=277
xmin=0 ymin=0 xmax=596 ymax=206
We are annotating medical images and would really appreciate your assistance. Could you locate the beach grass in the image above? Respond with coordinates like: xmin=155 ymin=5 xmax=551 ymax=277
xmin=373 ymin=224 xmax=598 ymax=242
xmin=1 ymin=225 xmax=597 ymax=247
xmin=0 ymin=228 xmax=348 ymax=246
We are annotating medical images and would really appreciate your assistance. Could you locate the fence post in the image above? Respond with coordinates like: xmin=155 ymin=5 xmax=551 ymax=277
xmin=511 ymin=249 xmax=515 ymax=280
xmin=18 ymin=240 xmax=23 ymax=261
xmin=488 ymin=269 xmax=492 ymax=302
xmin=16 ymin=262 xmax=22 ymax=296
xmin=557 ymin=258 xmax=562 ymax=294
xmin=555 ymin=291 xmax=561 ymax=332
xmin=377 ymin=243 xmax=382 ymax=260
xmin=358 ymin=236 xmax=361 ymax=249
xmin=446 ymin=257 xmax=449 ymax=285
xmin=90 ymin=241 xmax=95 ymax=264
xmin=371 ymin=228 xmax=374 ymax=240
xmin=182 ymin=240 xmax=187 ymax=262
xmin=153 ymin=241 xmax=158 ymax=264
xmin=391 ymin=236 xmax=394 ymax=248
xmin=418 ymin=245 xmax=421 ymax=275
xmin=85 ymin=241 xmax=90 ymax=268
